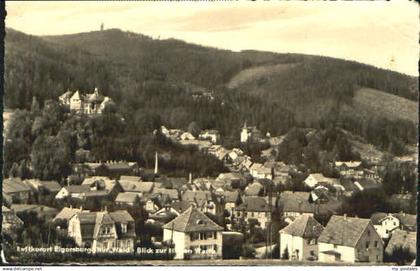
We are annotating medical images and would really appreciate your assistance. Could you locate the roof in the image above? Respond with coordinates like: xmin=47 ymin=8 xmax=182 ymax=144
xmin=244 ymin=182 xmax=263 ymax=196
xmin=318 ymin=215 xmax=371 ymax=247
xmin=153 ymin=188 xmax=179 ymax=200
xmin=115 ymin=192 xmax=140 ymax=203
xmin=109 ymin=210 xmax=134 ymax=223
xmin=162 ymin=207 xmax=223 ymax=233
xmin=305 ymin=173 xmax=340 ymax=186
xmin=40 ymin=181 xmax=62 ymax=192
xmin=119 ymin=180 xmax=154 ymax=193
xmin=281 ymin=215 xmax=324 ymax=238
xmin=3 ymin=178 xmax=31 ymax=194
xmin=236 ymin=197 xmax=270 ymax=212
xmin=65 ymin=185 xmax=91 ymax=194
xmin=171 ymin=200 xmax=194 ymax=213
xmin=119 ymin=175 xmax=142 ymax=182
xmin=355 ymin=179 xmax=382 ymax=191
xmin=182 ymin=190 xmax=212 ymax=206
xmin=370 ymin=212 xmax=388 ymax=225
xmin=53 ymin=207 xmax=83 ymax=222
xmin=335 ymin=161 xmax=362 ymax=168
xmin=104 ymin=162 xmax=134 ymax=171
xmin=82 ymin=177 xmax=117 ymax=192
xmin=393 ymin=213 xmax=416 ymax=230
xmin=10 ymin=204 xmax=58 ymax=215
xmin=385 ymin=229 xmax=416 ymax=255
xmin=279 ymin=191 xmax=313 ymax=214
xmin=223 ymin=191 xmax=239 ymax=203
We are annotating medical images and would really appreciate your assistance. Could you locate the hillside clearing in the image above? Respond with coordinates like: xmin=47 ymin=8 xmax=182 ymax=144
xmin=353 ymin=88 xmax=418 ymax=122
xmin=227 ymin=63 xmax=298 ymax=89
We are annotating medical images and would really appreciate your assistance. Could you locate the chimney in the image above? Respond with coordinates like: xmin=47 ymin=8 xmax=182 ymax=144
xmin=154 ymin=152 xmax=158 ymax=174
xmin=189 ymin=173 xmax=192 ymax=184
xmin=104 ymin=205 xmax=108 ymax=213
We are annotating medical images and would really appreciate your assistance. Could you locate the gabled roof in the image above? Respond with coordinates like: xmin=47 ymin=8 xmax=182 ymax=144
xmin=115 ymin=192 xmax=140 ymax=203
xmin=223 ymin=191 xmax=240 ymax=203
xmin=152 ymin=187 xmax=179 ymax=200
xmin=171 ymin=200 xmax=194 ymax=213
xmin=370 ymin=212 xmax=388 ymax=225
xmin=53 ymin=207 xmax=84 ymax=222
xmin=40 ymin=181 xmax=62 ymax=192
xmin=318 ymin=215 xmax=372 ymax=247
xmin=335 ymin=161 xmax=362 ymax=168
xmin=281 ymin=215 xmax=324 ymax=238
xmin=3 ymin=178 xmax=31 ymax=194
xmin=64 ymin=185 xmax=91 ymax=194
xmin=119 ymin=180 xmax=154 ymax=193
xmin=71 ymin=90 xmax=81 ymax=100
xmin=109 ymin=210 xmax=134 ymax=223
xmin=182 ymin=190 xmax=212 ymax=206
xmin=244 ymin=182 xmax=263 ymax=196
xmin=385 ymin=229 xmax=416 ymax=255
xmin=279 ymin=191 xmax=314 ymax=214
xmin=119 ymin=175 xmax=142 ymax=182
xmin=236 ymin=196 xmax=270 ymax=212
xmin=162 ymin=207 xmax=223 ymax=233
xmin=10 ymin=204 xmax=58 ymax=215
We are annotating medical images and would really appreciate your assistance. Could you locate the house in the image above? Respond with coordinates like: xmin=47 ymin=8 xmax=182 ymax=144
xmin=279 ymin=215 xmax=324 ymax=261
xmin=3 ymin=178 xmax=31 ymax=204
xmin=53 ymin=206 xmax=85 ymax=226
xmin=370 ymin=212 xmax=399 ymax=239
xmin=119 ymin=175 xmax=142 ymax=182
xmin=97 ymin=161 xmax=140 ymax=178
xmin=240 ymin=122 xmax=263 ymax=143
xmin=235 ymin=196 xmax=271 ymax=229
xmin=82 ymin=177 xmax=122 ymax=200
xmin=55 ymin=185 xmax=91 ymax=200
xmin=318 ymin=215 xmax=383 ymax=263
xmin=115 ymin=192 xmax=141 ymax=207
xmin=385 ymin=229 xmax=416 ymax=258
xmin=354 ymin=179 xmax=382 ymax=192
xmin=181 ymin=190 xmax=216 ymax=214
xmin=11 ymin=204 xmax=59 ymax=221
xmin=119 ymin=180 xmax=154 ymax=195
xmin=213 ymin=189 xmax=240 ymax=215
xmin=148 ymin=206 xmax=181 ymax=224
xmin=60 ymin=88 xmax=114 ymax=115
xmin=180 ymin=132 xmax=196 ymax=141
xmin=152 ymin=187 xmax=179 ymax=202
xmin=68 ymin=210 xmax=135 ymax=253
xmin=162 ymin=207 xmax=224 ymax=259
xmin=334 ymin=161 xmax=363 ymax=178
xmin=2 ymin=206 xmax=24 ymax=233
xmin=303 ymin=173 xmax=340 ymax=189
xmin=249 ymin=163 xmax=272 ymax=180
xmin=24 ymin=179 xmax=62 ymax=196
xmin=198 ymin=130 xmax=220 ymax=144
xmin=393 ymin=212 xmax=416 ymax=231
xmin=278 ymin=192 xmax=314 ymax=218
xmin=216 ymin=172 xmax=247 ymax=190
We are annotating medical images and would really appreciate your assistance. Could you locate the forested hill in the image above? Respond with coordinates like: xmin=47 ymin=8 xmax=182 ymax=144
xmin=4 ymin=28 xmax=418 ymax=155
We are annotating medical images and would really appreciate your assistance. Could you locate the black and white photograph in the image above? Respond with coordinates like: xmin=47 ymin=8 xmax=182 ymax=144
xmin=1 ymin=1 xmax=418 ymax=268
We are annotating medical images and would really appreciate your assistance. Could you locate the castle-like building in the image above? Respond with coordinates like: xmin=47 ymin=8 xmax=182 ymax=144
xmin=59 ymin=88 xmax=114 ymax=115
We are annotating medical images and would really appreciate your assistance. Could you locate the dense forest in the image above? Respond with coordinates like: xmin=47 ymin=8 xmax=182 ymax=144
xmin=4 ymin=28 xmax=418 ymax=180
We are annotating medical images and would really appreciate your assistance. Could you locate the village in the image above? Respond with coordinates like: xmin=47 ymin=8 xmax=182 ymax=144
xmin=2 ymin=88 xmax=417 ymax=265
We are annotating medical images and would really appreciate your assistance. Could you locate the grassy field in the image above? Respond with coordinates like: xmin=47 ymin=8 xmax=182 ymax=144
xmin=353 ymin=87 xmax=418 ymax=122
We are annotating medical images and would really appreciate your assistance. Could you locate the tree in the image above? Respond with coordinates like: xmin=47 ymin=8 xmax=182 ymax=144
xmin=187 ymin=121 xmax=201 ymax=137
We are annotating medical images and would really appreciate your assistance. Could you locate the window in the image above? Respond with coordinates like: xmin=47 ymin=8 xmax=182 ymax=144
xmin=374 ymin=241 xmax=378 ymax=248
xmin=365 ymin=241 xmax=369 ymax=249
xmin=333 ymin=244 xmax=338 ymax=249
xmin=393 ymin=222 xmax=396 ymax=226
xmin=121 ymin=223 xmax=127 ymax=234
xmin=367 ymin=230 xmax=370 ymax=236
xmin=214 ymin=232 xmax=217 ymax=239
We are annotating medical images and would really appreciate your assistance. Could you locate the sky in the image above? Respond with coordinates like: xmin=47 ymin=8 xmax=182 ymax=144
xmin=6 ymin=1 xmax=419 ymax=76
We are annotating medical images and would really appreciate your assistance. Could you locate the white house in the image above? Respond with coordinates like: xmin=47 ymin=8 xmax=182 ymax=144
xmin=162 ymin=207 xmax=224 ymax=260
xmin=279 ymin=215 xmax=324 ymax=261
xmin=198 ymin=130 xmax=220 ymax=144
xmin=318 ymin=215 xmax=383 ymax=263
xmin=370 ymin=212 xmax=400 ymax=239
xmin=60 ymin=88 xmax=113 ymax=115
